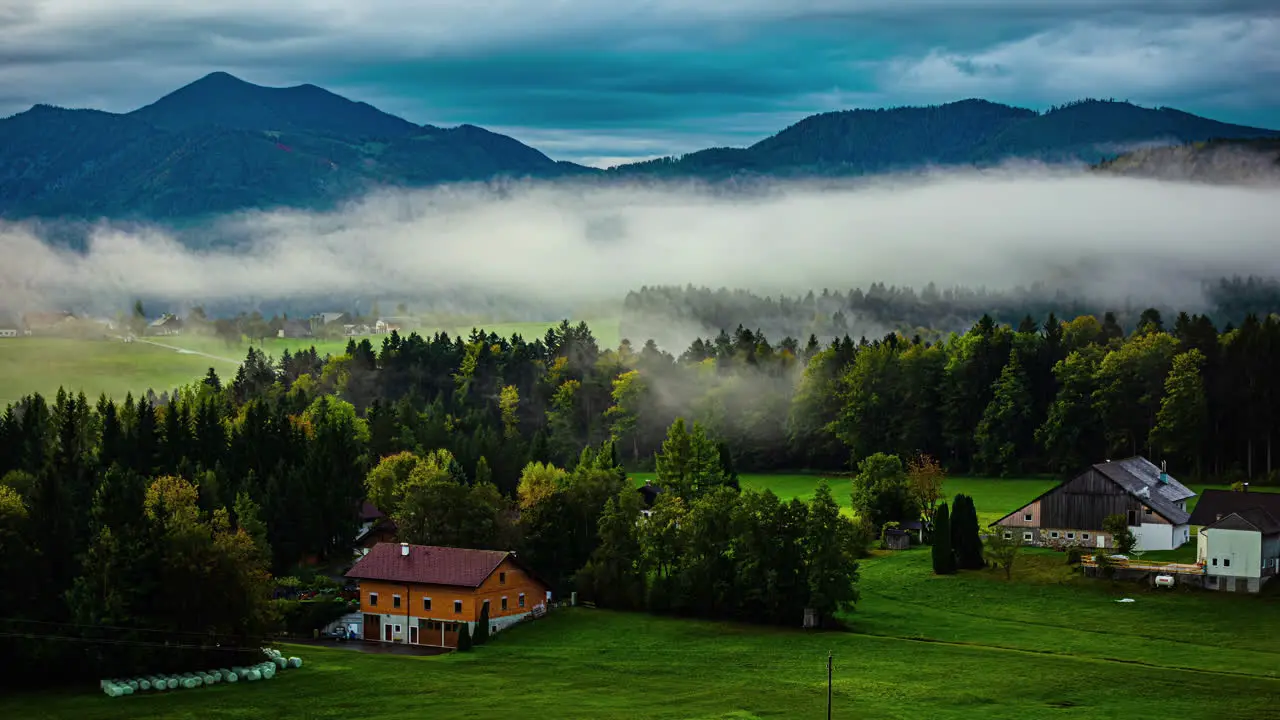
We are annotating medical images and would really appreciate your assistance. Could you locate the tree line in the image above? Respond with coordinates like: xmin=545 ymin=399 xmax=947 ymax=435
xmin=621 ymin=275 xmax=1280 ymax=353
xmin=3 ymin=289 xmax=1279 ymax=685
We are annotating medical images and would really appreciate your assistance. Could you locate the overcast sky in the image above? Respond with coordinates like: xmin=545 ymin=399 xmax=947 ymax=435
xmin=1 ymin=1 xmax=1277 ymax=166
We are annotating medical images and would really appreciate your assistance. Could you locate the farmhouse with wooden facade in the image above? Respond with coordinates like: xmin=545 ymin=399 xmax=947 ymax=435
xmin=1188 ymin=489 xmax=1280 ymax=593
xmin=345 ymin=542 xmax=551 ymax=648
xmin=992 ymin=457 xmax=1196 ymax=551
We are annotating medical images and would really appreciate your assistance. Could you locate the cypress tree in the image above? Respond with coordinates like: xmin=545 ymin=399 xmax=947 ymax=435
xmin=457 ymin=622 xmax=472 ymax=652
xmin=932 ymin=501 xmax=956 ymax=575
xmin=951 ymin=494 xmax=985 ymax=570
xmin=474 ymin=602 xmax=490 ymax=645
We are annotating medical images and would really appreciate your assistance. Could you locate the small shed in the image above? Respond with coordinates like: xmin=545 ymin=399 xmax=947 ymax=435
xmin=900 ymin=520 xmax=924 ymax=543
xmin=883 ymin=528 xmax=911 ymax=550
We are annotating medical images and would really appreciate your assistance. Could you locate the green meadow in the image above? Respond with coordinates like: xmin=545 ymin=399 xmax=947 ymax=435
xmin=6 ymin=550 xmax=1277 ymax=720
xmin=4 ymin=472 xmax=1278 ymax=719
xmin=0 ymin=317 xmax=620 ymax=407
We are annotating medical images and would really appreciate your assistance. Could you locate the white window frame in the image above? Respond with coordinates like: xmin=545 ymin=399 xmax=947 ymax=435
xmin=1066 ymin=532 xmax=1075 ymax=540
xmin=1024 ymin=513 xmax=1033 ymax=522
xmin=393 ymin=624 xmax=401 ymax=634
xmin=392 ymin=594 xmax=401 ymax=608
xmin=1050 ymin=531 xmax=1060 ymax=539
xmin=369 ymin=592 xmax=379 ymax=606
xmin=423 ymin=596 xmax=432 ymax=611
xmin=1003 ymin=531 xmax=1012 ymax=539
xmin=501 ymin=596 xmax=509 ymax=611
xmin=518 ymin=593 xmax=526 ymax=608
xmin=1023 ymin=532 xmax=1033 ymax=541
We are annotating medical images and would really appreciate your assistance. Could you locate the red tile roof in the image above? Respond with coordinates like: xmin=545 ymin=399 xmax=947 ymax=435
xmin=345 ymin=543 xmax=510 ymax=588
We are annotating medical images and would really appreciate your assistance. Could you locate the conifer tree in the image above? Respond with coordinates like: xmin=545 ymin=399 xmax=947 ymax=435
xmin=457 ymin=622 xmax=472 ymax=652
xmin=474 ymin=601 xmax=490 ymax=644
xmin=950 ymin=494 xmax=985 ymax=570
xmin=932 ymin=501 xmax=956 ymax=575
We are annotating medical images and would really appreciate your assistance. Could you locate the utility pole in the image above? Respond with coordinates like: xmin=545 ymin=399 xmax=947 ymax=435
xmin=827 ymin=651 xmax=833 ymax=720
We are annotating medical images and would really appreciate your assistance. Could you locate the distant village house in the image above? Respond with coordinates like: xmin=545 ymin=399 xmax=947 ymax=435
xmin=277 ymin=320 xmax=313 ymax=339
xmin=22 ymin=311 xmax=74 ymax=335
xmin=375 ymin=317 xmax=414 ymax=335
xmin=144 ymin=313 xmax=183 ymax=336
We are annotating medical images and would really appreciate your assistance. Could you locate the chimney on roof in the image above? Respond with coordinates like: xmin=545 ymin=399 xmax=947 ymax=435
xmin=1159 ymin=460 xmax=1169 ymax=485
xmin=400 ymin=542 xmax=409 ymax=557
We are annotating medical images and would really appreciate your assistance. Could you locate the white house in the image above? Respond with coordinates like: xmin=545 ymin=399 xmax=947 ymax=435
xmin=1188 ymin=489 xmax=1280 ymax=593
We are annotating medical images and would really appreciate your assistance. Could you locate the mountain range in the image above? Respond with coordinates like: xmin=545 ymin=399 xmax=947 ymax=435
xmin=2 ymin=72 xmax=1278 ymax=221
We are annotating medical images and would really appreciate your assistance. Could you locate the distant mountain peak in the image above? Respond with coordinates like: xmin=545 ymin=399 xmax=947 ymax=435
xmin=127 ymin=71 xmax=420 ymax=140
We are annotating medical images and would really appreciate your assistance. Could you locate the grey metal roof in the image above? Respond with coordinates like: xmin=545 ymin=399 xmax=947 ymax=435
xmin=1189 ymin=489 xmax=1280 ymax=533
xmin=1206 ymin=508 xmax=1280 ymax=534
xmin=1093 ymin=456 xmax=1195 ymax=525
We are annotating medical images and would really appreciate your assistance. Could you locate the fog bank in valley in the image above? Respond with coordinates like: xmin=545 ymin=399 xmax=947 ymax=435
xmin=2 ymin=166 xmax=1279 ymax=330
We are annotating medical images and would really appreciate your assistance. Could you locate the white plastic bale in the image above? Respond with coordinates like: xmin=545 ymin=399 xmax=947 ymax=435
xmin=287 ymin=657 xmax=302 ymax=668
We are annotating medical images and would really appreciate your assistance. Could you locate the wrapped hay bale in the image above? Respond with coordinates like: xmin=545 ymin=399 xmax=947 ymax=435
xmin=225 ymin=671 xmax=238 ymax=683
xmin=120 ymin=685 xmax=134 ymax=696
xmin=287 ymin=657 xmax=302 ymax=669
xmin=272 ymin=656 xmax=287 ymax=670
xmin=139 ymin=679 xmax=152 ymax=691
xmin=246 ymin=669 xmax=261 ymax=682
xmin=166 ymin=677 xmax=179 ymax=690
xmin=126 ymin=680 xmax=139 ymax=691
xmin=204 ymin=673 xmax=217 ymax=684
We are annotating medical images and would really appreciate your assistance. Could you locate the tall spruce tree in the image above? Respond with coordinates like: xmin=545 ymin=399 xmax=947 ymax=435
xmin=950 ymin=494 xmax=985 ymax=570
xmin=932 ymin=501 xmax=956 ymax=575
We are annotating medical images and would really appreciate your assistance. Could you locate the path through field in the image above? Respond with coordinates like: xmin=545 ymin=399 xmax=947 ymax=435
xmin=129 ymin=337 xmax=242 ymax=365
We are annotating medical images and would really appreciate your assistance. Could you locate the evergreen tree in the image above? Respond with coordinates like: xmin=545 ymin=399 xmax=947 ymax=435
xmin=931 ymin=501 xmax=956 ymax=575
xmin=803 ymin=482 xmax=862 ymax=627
xmin=950 ymin=494 xmax=985 ymax=570
xmin=456 ymin=622 xmax=472 ymax=652
xmin=475 ymin=601 xmax=490 ymax=645
xmin=974 ymin=351 xmax=1033 ymax=476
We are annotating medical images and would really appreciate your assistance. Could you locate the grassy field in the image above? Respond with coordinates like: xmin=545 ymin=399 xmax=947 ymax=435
xmin=4 ymin=473 xmax=1279 ymax=718
xmin=631 ymin=471 xmax=1062 ymax=525
xmin=0 ymin=337 xmax=237 ymax=407
xmin=5 ymin=550 xmax=1277 ymax=719
xmin=630 ymin=472 xmax=1276 ymax=527
xmin=0 ymin=318 xmax=620 ymax=407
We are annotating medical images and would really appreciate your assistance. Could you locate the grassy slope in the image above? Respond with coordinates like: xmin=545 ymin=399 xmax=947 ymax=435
xmin=5 ymin=473 xmax=1280 ymax=718
xmin=6 ymin=559 xmax=1278 ymax=720
xmin=0 ymin=337 xmax=236 ymax=407
xmin=0 ymin=318 xmax=621 ymax=407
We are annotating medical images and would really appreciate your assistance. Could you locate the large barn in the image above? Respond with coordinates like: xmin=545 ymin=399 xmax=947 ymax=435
xmin=991 ymin=456 xmax=1197 ymax=552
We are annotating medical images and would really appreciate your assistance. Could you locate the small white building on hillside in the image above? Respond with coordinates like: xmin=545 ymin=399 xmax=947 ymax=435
xmin=1189 ymin=489 xmax=1280 ymax=593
